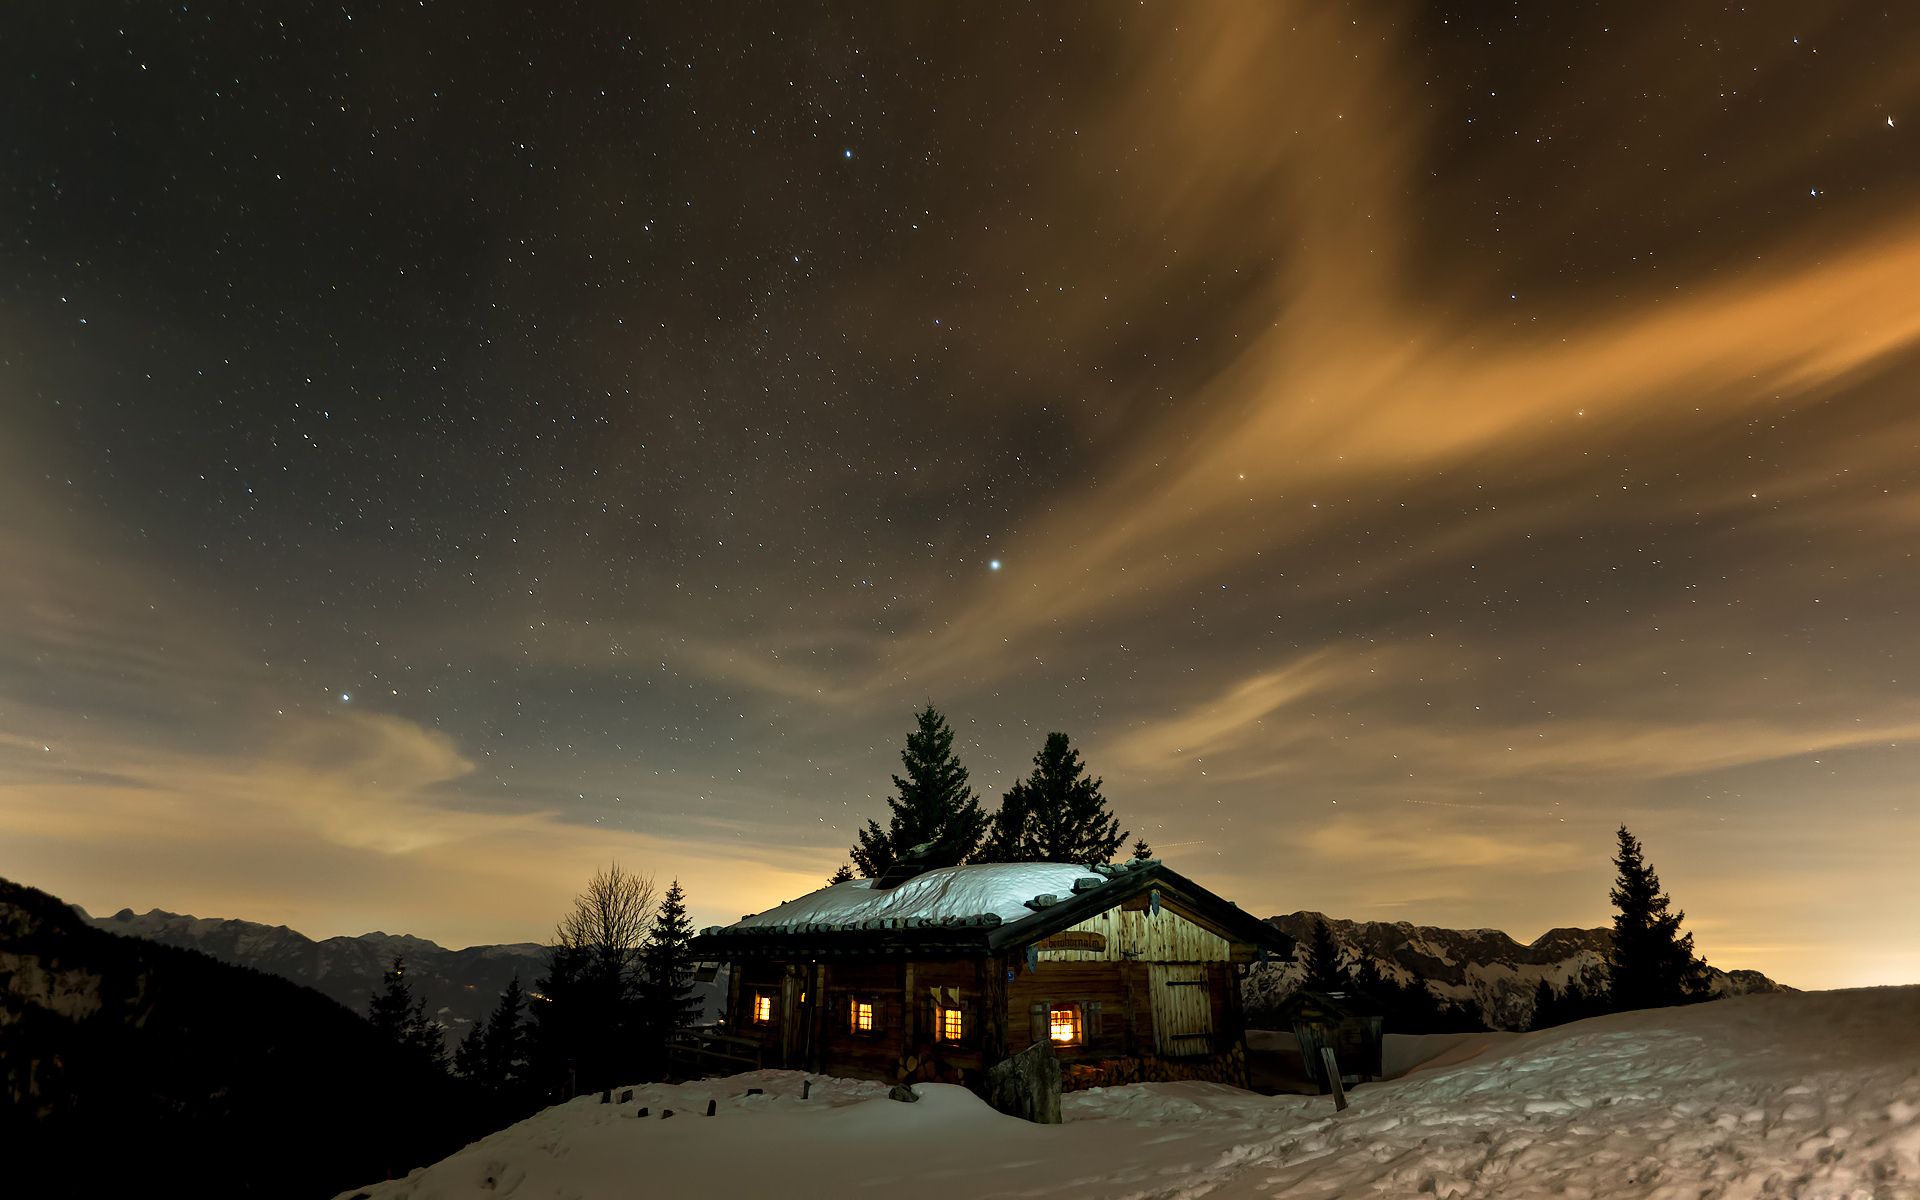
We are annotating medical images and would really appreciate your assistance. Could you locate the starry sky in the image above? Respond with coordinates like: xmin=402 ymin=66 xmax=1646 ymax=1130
xmin=5 ymin=2 xmax=1918 ymax=987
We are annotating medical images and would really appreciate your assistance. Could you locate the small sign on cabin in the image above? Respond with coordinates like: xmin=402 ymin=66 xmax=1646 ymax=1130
xmin=1038 ymin=931 xmax=1107 ymax=952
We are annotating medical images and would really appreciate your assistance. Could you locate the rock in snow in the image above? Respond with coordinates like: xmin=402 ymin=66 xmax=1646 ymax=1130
xmin=333 ymin=986 xmax=1920 ymax=1200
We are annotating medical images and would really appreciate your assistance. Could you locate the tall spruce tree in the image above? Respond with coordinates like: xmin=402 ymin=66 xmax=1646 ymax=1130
xmin=1302 ymin=918 xmax=1349 ymax=992
xmin=367 ymin=955 xmax=445 ymax=1070
xmin=850 ymin=705 xmax=988 ymax=876
xmin=457 ymin=974 xmax=529 ymax=1093
xmin=978 ymin=732 xmax=1128 ymax=864
xmin=1606 ymin=825 xmax=1711 ymax=1011
xmin=640 ymin=879 xmax=703 ymax=1056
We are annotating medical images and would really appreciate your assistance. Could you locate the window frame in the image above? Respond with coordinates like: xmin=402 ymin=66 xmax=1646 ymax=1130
xmin=749 ymin=991 xmax=777 ymax=1026
xmin=847 ymin=994 xmax=885 ymax=1038
xmin=1048 ymin=1001 xmax=1084 ymax=1047
xmin=937 ymin=1004 xmax=966 ymax=1044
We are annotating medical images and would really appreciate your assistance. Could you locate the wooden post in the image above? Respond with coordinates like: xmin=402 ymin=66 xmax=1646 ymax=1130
xmin=1321 ymin=1046 xmax=1349 ymax=1112
xmin=902 ymin=961 xmax=917 ymax=1045
xmin=1224 ymin=961 xmax=1248 ymax=1088
xmin=726 ymin=957 xmax=746 ymax=1032
xmin=780 ymin=965 xmax=803 ymax=1068
xmin=978 ymin=953 xmax=1010 ymax=1071
xmin=1121 ymin=961 xmax=1138 ymax=1058
xmin=809 ymin=963 xmax=831 ymax=1074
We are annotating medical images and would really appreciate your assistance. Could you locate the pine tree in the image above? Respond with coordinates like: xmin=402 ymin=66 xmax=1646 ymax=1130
xmin=1302 ymin=918 xmax=1349 ymax=992
xmin=1607 ymin=826 xmax=1710 ymax=1011
xmin=640 ymin=880 xmax=703 ymax=1075
xmin=1527 ymin=978 xmax=1560 ymax=1032
xmin=827 ymin=863 xmax=855 ymax=884
xmin=367 ymin=955 xmax=445 ymax=1071
xmin=850 ymin=706 xmax=988 ymax=876
xmin=981 ymin=732 xmax=1128 ymax=864
xmin=1530 ymin=974 xmax=1612 ymax=1030
xmin=478 ymin=975 xmax=529 ymax=1090
xmin=454 ymin=1018 xmax=488 ymax=1081
xmin=1131 ymin=838 xmax=1153 ymax=860
xmin=973 ymin=791 xmax=1028 ymax=864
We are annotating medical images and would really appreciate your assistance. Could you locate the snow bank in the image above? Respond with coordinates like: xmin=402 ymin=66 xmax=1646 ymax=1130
xmin=336 ymin=986 xmax=1920 ymax=1200
xmin=727 ymin=862 xmax=1096 ymax=930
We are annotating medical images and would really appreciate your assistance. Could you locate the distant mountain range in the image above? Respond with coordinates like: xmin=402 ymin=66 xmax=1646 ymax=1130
xmin=77 ymin=906 xmax=726 ymax=1047
xmin=1248 ymin=910 xmax=1790 ymax=1031
xmin=5 ymin=878 xmax=482 ymax=1198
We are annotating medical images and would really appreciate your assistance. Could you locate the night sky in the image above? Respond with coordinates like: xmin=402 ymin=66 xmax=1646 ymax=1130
xmin=5 ymin=3 xmax=1918 ymax=987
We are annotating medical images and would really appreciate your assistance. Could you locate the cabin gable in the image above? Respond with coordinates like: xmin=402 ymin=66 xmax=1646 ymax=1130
xmin=1035 ymin=904 xmax=1231 ymax=963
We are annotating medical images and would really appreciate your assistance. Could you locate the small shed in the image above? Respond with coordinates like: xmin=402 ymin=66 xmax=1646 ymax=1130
xmin=685 ymin=860 xmax=1295 ymax=1097
xmin=1282 ymin=989 xmax=1384 ymax=1092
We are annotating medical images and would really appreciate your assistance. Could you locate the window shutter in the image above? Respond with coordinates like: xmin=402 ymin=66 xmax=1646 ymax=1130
xmin=1084 ymin=1000 xmax=1102 ymax=1040
xmin=1030 ymin=1000 xmax=1049 ymax=1045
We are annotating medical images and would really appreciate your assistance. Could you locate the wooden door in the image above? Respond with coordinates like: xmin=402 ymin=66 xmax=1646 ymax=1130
xmin=1148 ymin=964 xmax=1213 ymax=1056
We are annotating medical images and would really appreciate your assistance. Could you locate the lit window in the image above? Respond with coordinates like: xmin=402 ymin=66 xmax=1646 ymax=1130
xmin=752 ymin=993 xmax=773 ymax=1024
xmin=852 ymin=999 xmax=876 ymax=1033
xmin=939 ymin=1007 xmax=964 ymax=1042
xmin=1050 ymin=1004 xmax=1082 ymax=1045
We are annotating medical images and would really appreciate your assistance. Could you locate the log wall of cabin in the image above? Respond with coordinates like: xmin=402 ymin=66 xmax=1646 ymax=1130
xmin=1006 ymin=959 xmax=1240 ymax=1062
xmin=729 ymin=959 xmax=791 ymax=1065
xmin=725 ymin=956 xmax=991 ymax=1080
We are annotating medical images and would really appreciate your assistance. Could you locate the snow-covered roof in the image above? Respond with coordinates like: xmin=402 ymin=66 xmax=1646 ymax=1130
xmin=731 ymin=863 xmax=1097 ymax=932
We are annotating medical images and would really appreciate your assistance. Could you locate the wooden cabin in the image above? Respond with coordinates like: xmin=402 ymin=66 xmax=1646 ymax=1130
xmin=685 ymin=860 xmax=1295 ymax=1093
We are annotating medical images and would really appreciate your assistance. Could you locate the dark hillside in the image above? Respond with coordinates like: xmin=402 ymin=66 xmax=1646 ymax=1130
xmin=1 ymin=876 xmax=486 ymax=1199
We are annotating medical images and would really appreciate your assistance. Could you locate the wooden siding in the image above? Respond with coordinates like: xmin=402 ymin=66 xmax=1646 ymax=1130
xmin=721 ymin=952 xmax=1245 ymax=1082
xmin=1036 ymin=903 xmax=1231 ymax=964
xmin=1148 ymin=963 xmax=1213 ymax=1056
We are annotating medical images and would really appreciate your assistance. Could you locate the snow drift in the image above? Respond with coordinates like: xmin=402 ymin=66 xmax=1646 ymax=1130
xmin=335 ymin=986 xmax=1920 ymax=1200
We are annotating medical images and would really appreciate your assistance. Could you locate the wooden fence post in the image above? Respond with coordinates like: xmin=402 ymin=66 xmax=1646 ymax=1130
xmin=1320 ymin=1046 xmax=1349 ymax=1112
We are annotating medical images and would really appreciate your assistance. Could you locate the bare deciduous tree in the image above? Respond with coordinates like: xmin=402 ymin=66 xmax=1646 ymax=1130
xmin=552 ymin=863 xmax=657 ymax=964
xmin=533 ymin=864 xmax=658 ymax=1095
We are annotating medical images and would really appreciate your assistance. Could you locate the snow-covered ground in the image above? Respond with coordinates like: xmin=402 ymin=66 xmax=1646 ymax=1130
xmin=338 ymin=986 xmax=1920 ymax=1200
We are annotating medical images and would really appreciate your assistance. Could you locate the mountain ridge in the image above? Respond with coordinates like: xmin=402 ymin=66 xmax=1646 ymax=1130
xmin=1247 ymin=910 xmax=1791 ymax=1030
xmin=77 ymin=904 xmax=725 ymax=1042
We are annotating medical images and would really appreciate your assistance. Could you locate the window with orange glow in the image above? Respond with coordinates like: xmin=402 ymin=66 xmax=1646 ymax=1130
xmin=751 ymin=993 xmax=774 ymax=1024
xmin=939 ymin=1007 xmax=964 ymax=1042
xmin=852 ymin=999 xmax=875 ymax=1032
xmin=1050 ymin=1004 xmax=1082 ymax=1045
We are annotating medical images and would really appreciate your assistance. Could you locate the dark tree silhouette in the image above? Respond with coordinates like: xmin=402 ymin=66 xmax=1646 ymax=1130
xmin=1528 ymin=974 xmax=1613 ymax=1030
xmin=827 ymin=863 xmax=855 ymax=884
xmin=367 ymin=956 xmax=446 ymax=1070
xmin=457 ymin=974 xmax=529 ymax=1094
xmin=1131 ymin=838 xmax=1153 ymax=860
xmin=641 ymin=880 xmax=703 ymax=1060
xmin=850 ymin=706 xmax=988 ymax=876
xmin=531 ymin=864 xmax=655 ymax=1095
xmin=978 ymin=732 xmax=1128 ymax=864
xmin=1302 ymin=918 xmax=1350 ymax=992
xmin=1607 ymin=826 xmax=1711 ymax=1011
xmin=1351 ymin=957 xmax=1488 ymax=1033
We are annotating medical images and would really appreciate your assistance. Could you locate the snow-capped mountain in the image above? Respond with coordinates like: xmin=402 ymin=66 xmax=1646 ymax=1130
xmin=1247 ymin=910 xmax=1790 ymax=1030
